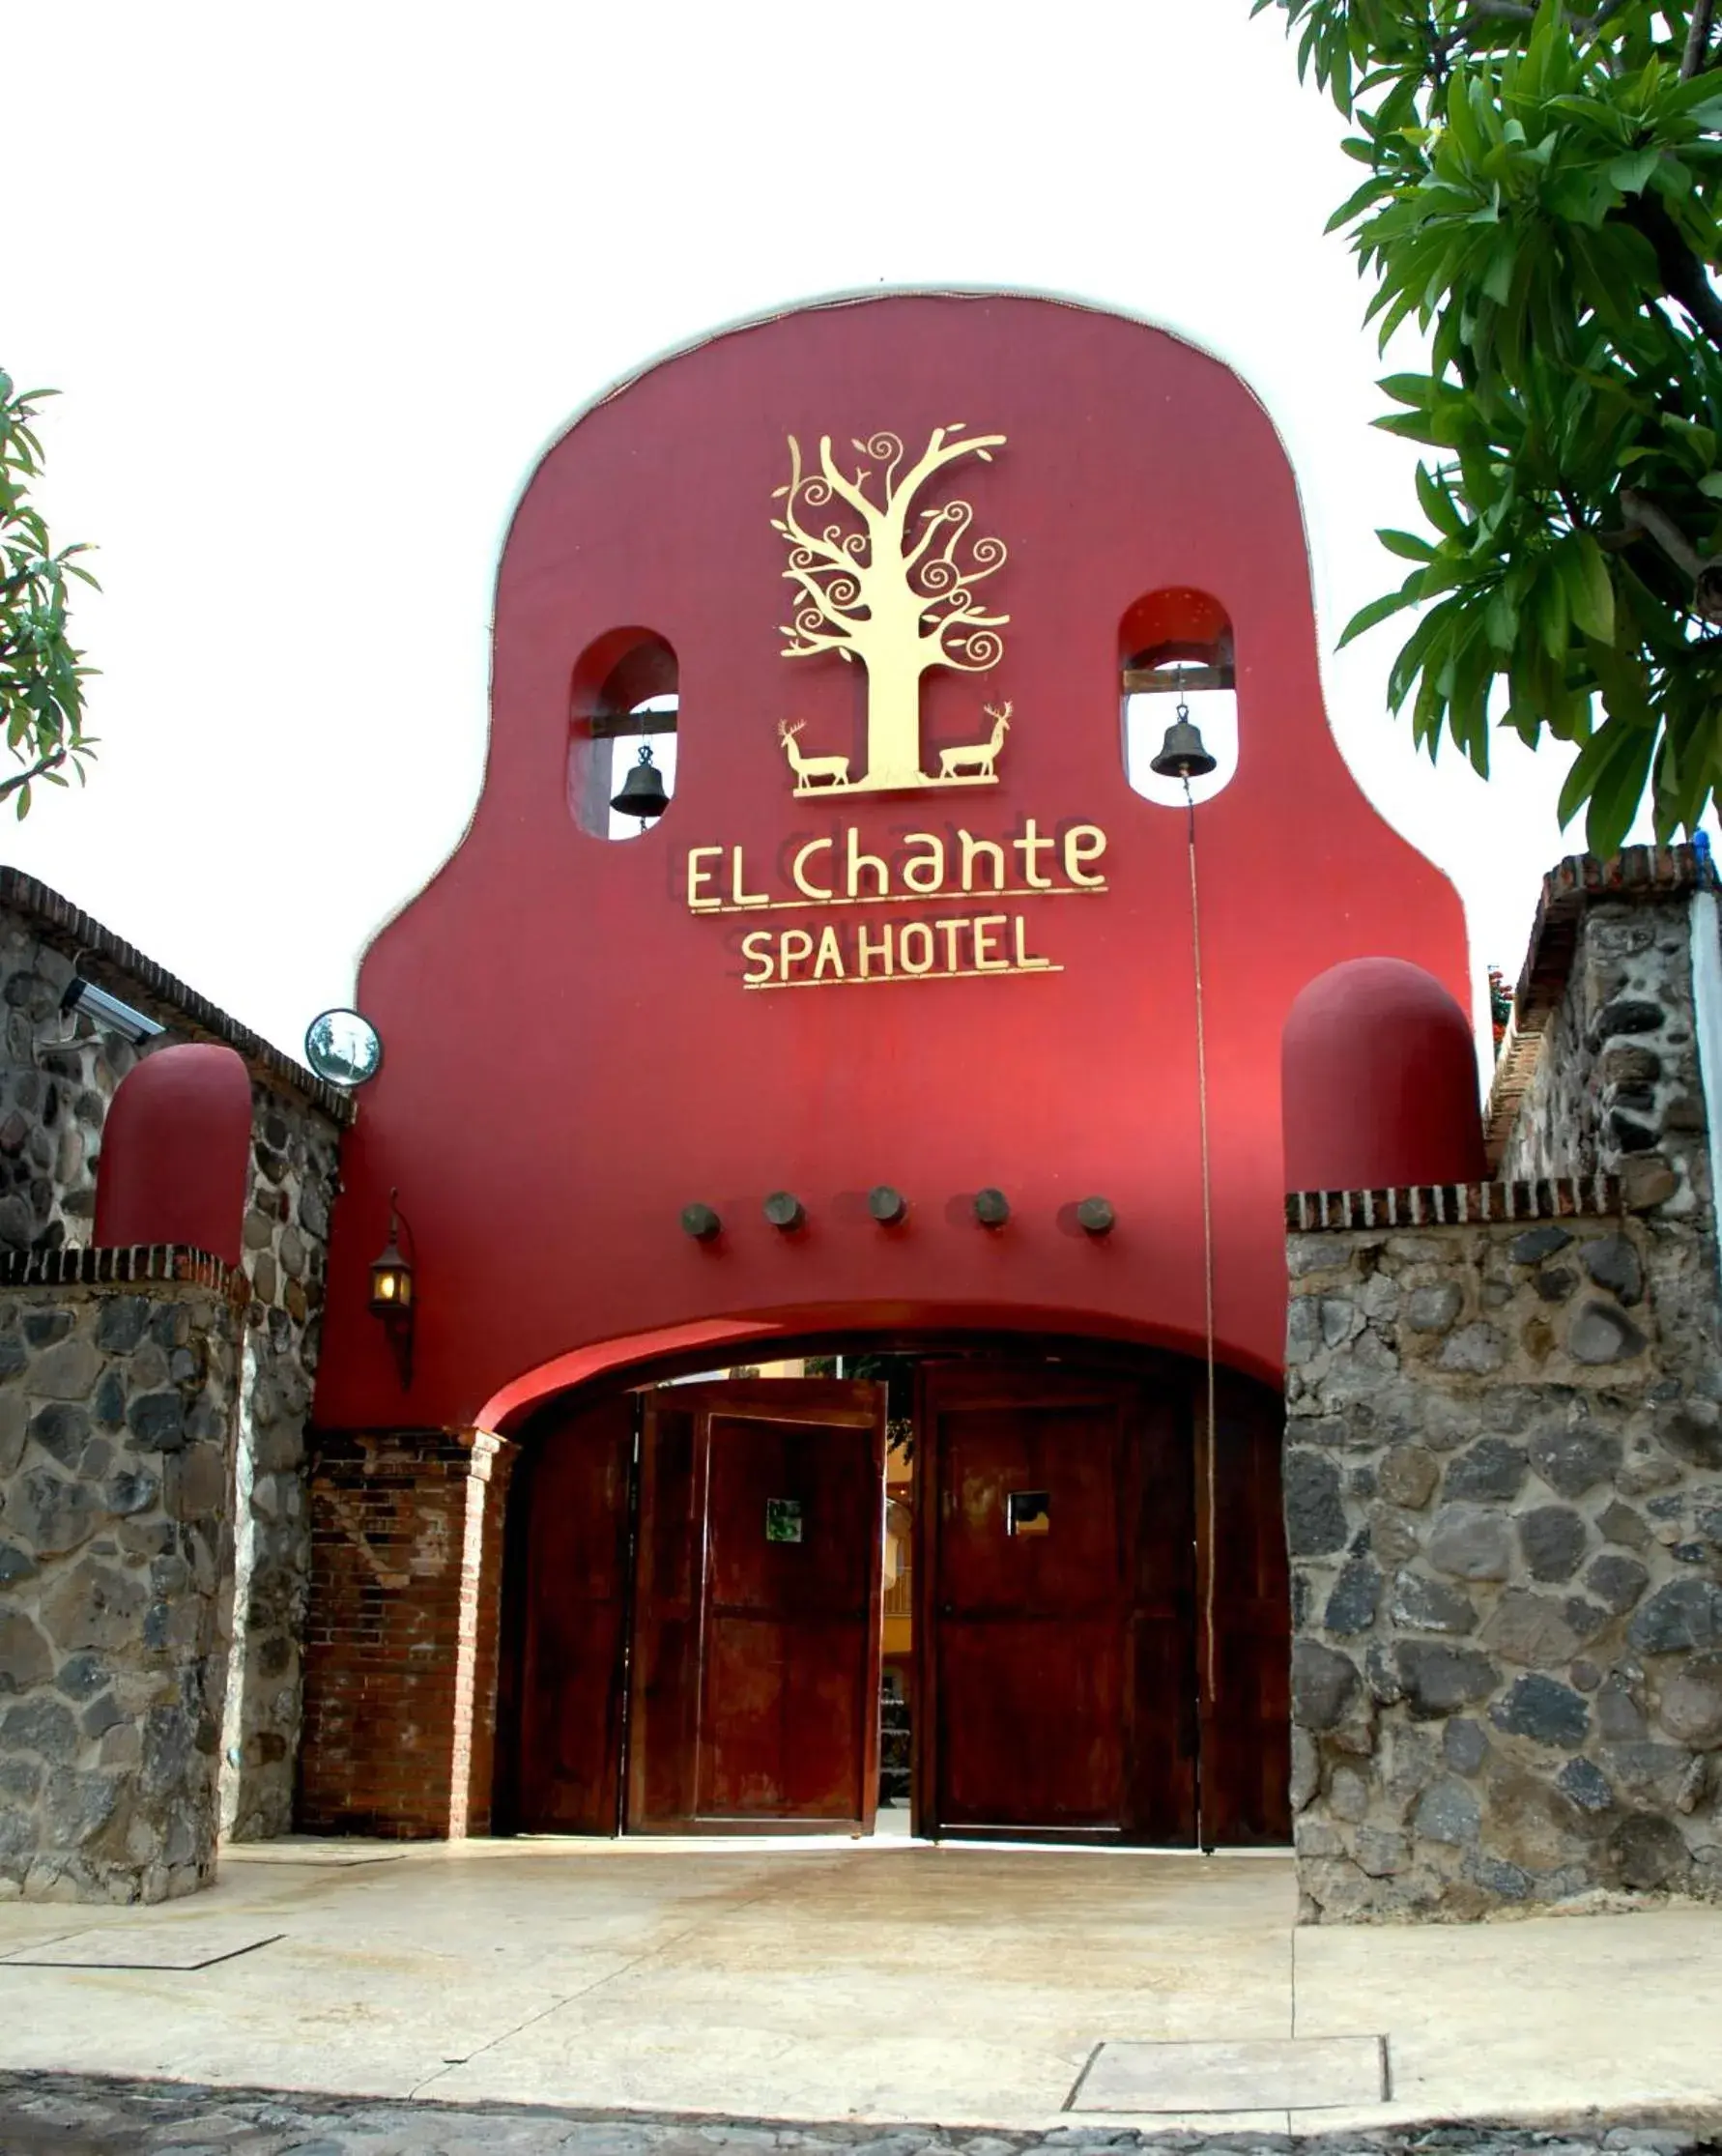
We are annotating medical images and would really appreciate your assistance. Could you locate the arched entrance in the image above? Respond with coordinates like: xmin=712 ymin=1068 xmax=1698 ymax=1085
xmin=494 ymin=1334 xmax=1289 ymax=1849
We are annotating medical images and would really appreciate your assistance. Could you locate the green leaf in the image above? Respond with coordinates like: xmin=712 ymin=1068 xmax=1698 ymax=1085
xmin=1567 ymin=532 xmax=1616 ymax=644
xmin=1378 ymin=527 xmax=1437 ymax=561
xmin=1607 ymin=148 xmax=1662 ymax=195
xmin=1416 ymin=461 xmax=1467 ymax=539
xmin=1586 ymin=725 xmax=1658 ymax=854
xmin=1338 ymin=584 xmax=1419 ymax=647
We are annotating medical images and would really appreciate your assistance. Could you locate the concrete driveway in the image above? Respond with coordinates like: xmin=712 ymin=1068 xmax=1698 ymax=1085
xmin=0 ymin=1838 xmax=1718 ymax=2132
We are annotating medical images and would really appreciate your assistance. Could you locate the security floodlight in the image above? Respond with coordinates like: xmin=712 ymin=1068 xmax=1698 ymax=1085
xmin=60 ymin=977 xmax=164 ymax=1047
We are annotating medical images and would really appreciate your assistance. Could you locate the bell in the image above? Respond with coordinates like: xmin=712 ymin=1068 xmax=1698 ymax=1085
xmin=610 ymin=744 xmax=670 ymax=819
xmin=1149 ymin=717 xmax=1218 ymax=780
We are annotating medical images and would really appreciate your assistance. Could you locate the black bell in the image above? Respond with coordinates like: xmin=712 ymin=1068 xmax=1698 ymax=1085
xmin=1149 ymin=717 xmax=1218 ymax=780
xmin=610 ymin=744 xmax=670 ymax=819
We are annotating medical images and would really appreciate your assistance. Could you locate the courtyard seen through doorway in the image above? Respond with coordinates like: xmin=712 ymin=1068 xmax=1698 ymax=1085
xmin=495 ymin=1339 xmax=1290 ymax=1852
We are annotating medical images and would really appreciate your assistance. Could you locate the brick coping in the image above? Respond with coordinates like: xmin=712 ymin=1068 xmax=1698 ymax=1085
xmin=1484 ymin=845 xmax=1710 ymax=1167
xmin=0 ymin=867 xmax=357 ymax=1126
xmin=1286 ymin=1174 xmax=1621 ymax=1233
xmin=0 ymin=1243 xmax=246 ymax=1304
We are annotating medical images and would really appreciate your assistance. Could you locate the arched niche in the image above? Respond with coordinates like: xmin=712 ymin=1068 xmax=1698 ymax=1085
xmin=1119 ymin=587 xmax=1238 ymax=808
xmin=566 ymin=628 xmax=678 ymax=841
xmin=1282 ymin=958 xmax=1486 ymax=1193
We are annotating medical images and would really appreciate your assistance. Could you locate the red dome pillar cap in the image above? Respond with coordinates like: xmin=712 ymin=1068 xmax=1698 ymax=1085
xmin=1282 ymin=957 xmax=1486 ymax=1194
xmin=94 ymin=1043 xmax=253 ymax=1266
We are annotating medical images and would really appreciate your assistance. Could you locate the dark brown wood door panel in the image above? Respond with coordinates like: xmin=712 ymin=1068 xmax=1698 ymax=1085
xmin=626 ymin=1397 xmax=702 ymax=1831
xmin=513 ymin=1394 xmax=634 ymax=1834
xmin=629 ymin=1379 xmax=886 ymax=1833
xmin=918 ymin=1364 xmax=1198 ymax=1845
xmin=698 ymin=1406 xmax=882 ymax=1821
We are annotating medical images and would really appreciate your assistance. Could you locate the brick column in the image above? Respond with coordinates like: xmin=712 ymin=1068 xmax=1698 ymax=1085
xmin=299 ymin=1426 xmax=517 ymax=1838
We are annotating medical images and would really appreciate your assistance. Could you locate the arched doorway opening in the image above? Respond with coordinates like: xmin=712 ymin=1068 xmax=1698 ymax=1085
xmin=493 ymin=1330 xmax=1290 ymax=1851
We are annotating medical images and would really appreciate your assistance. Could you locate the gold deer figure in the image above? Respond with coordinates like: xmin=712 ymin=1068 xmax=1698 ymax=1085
xmin=937 ymin=702 xmax=1012 ymax=783
xmin=778 ymin=719 xmax=851 ymax=791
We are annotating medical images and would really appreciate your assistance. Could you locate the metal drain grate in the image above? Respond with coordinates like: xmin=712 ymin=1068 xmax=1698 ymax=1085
xmin=1070 ymin=2033 xmax=1390 ymax=2113
xmin=0 ymin=1924 xmax=283 ymax=1971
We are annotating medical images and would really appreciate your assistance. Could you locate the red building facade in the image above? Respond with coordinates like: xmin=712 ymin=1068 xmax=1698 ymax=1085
xmin=301 ymin=293 xmax=1472 ymax=1849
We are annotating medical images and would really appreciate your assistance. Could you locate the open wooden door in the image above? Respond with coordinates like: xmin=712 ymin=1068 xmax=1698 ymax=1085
xmin=511 ymin=1394 xmax=636 ymax=1834
xmin=626 ymin=1379 xmax=887 ymax=1833
xmin=916 ymin=1363 xmax=1197 ymax=1844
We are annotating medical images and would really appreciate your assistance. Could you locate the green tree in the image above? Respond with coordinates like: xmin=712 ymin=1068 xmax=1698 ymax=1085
xmin=0 ymin=373 xmax=97 ymax=815
xmin=1257 ymin=0 xmax=1722 ymax=852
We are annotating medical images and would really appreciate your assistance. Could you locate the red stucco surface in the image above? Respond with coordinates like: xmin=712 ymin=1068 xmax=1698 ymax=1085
xmin=1282 ymin=957 xmax=1488 ymax=1194
xmin=94 ymin=1043 xmax=252 ymax=1266
xmin=313 ymin=293 xmax=1471 ymax=1430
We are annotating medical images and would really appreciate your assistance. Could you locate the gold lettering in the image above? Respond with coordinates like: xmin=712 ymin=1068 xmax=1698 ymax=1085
xmin=732 ymin=846 xmax=768 ymax=907
xmin=1013 ymin=817 xmax=1055 ymax=889
xmin=779 ymin=928 xmax=814 ymax=978
xmin=899 ymin=922 xmax=934 ymax=976
xmin=740 ymin=930 xmax=775 ymax=984
xmin=687 ymin=847 xmax=724 ymax=910
xmin=814 ymin=925 xmax=845 ymax=980
xmin=790 ymin=836 xmax=835 ymax=901
xmin=973 ymin=915 xmax=1008 ymax=970
xmin=934 ymin=918 xmax=966 ymax=972
xmin=1064 ymin=824 xmax=1107 ymax=887
xmin=846 ymin=827 xmax=889 ymax=898
xmin=857 ymin=923 xmax=893 ymax=978
xmin=902 ymin=832 xmax=946 ymax=894
xmin=1013 ymin=915 xmax=1051 ymax=969
xmin=959 ymin=830 xmax=1006 ymax=893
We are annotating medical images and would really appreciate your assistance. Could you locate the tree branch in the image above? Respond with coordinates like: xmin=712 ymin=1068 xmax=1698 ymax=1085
xmin=1684 ymin=0 xmax=1716 ymax=75
xmin=815 ymin=438 xmax=878 ymax=528
xmin=781 ymin=561 xmax=866 ymax=626
xmin=1460 ymin=0 xmax=1630 ymax=33
xmin=1618 ymin=193 xmax=1722 ymax=342
xmin=1621 ymin=487 xmax=1704 ymax=578
xmin=903 ymin=503 xmax=961 ymax=573
xmin=888 ymin=429 xmax=1007 ymax=533
xmin=0 ymin=745 xmax=66 ymax=804
xmin=780 ymin=623 xmax=854 ymax=659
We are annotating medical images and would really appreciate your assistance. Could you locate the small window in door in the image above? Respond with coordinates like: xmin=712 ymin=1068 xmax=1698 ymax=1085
xmin=764 ymin=1498 xmax=804 ymax=1544
xmin=1006 ymin=1490 xmax=1051 ymax=1538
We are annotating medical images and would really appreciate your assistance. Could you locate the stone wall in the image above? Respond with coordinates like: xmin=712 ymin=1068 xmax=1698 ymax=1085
xmin=1490 ymin=848 xmax=1713 ymax=1225
xmin=0 ymin=1251 xmax=243 ymax=1903
xmin=0 ymin=908 xmax=141 ymax=1256
xmin=1285 ymin=1179 xmax=1722 ymax=1920
xmin=0 ymin=873 xmax=350 ymax=1846
xmin=222 ymin=1088 xmax=341 ymax=1842
xmin=299 ymin=1429 xmax=516 ymax=1839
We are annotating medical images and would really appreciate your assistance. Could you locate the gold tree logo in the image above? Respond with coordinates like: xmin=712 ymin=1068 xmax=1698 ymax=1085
xmin=772 ymin=425 xmax=1010 ymax=794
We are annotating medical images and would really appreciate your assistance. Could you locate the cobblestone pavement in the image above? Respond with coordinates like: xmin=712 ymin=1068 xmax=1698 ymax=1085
xmin=0 ymin=2079 xmax=1718 ymax=2156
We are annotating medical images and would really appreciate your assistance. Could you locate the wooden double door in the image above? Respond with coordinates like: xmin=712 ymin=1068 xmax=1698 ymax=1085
xmin=509 ymin=1380 xmax=886 ymax=1835
xmin=503 ymin=1357 xmax=1289 ymax=1845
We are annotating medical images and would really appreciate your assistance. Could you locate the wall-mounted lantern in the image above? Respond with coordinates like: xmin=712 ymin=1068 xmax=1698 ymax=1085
xmin=368 ymin=1187 xmax=416 ymax=1387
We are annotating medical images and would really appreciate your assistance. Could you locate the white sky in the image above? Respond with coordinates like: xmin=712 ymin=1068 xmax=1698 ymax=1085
xmin=5 ymin=1 xmax=1644 ymax=1061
